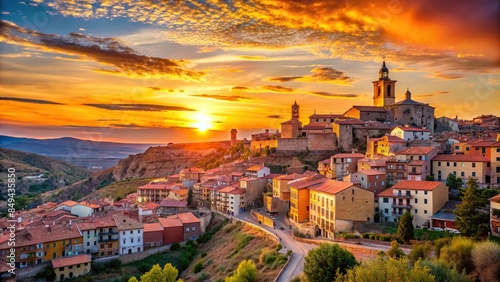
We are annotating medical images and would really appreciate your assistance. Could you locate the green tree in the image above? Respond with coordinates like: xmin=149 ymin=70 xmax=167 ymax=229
xmin=387 ymin=241 xmax=405 ymax=259
xmin=439 ymin=237 xmax=475 ymax=274
xmin=446 ymin=173 xmax=462 ymax=190
xmin=397 ymin=211 xmax=414 ymax=243
xmin=303 ymin=243 xmax=357 ymax=282
xmin=225 ymin=260 xmax=258 ymax=282
xmin=471 ymin=241 xmax=500 ymax=282
xmin=455 ymin=178 xmax=489 ymax=236
xmin=425 ymin=175 xmax=435 ymax=181
xmin=129 ymin=263 xmax=183 ymax=282
xmin=336 ymin=257 xmax=434 ymax=282
xmin=188 ymin=188 xmax=193 ymax=206
xmin=417 ymin=260 xmax=469 ymax=282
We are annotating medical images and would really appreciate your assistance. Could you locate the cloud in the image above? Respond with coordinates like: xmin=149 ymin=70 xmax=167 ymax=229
xmin=147 ymin=86 xmax=179 ymax=92
xmin=269 ymin=67 xmax=354 ymax=85
xmin=309 ymin=91 xmax=358 ymax=98
xmin=415 ymin=91 xmax=450 ymax=98
xmin=262 ymin=85 xmax=294 ymax=92
xmin=78 ymin=27 xmax=85 ymax=31
xmin=0 ymin=20 xmax=204 ymax=81
xmin=41 ymin=0 xmax=498 ymax=72
xmin=267 ymin=115 xmax=283 ymax=119
xmin=83 ymin=103 xmax=196 ymax=112
xmin=0 ymin=96 xmax=64 ymax=105
xmin=231 ymin=86 xmax=250 ymax=91
xmin=190 ymin=94 xmax=251 ymax=101
xmin=427 ymin=72 xmax=464 ymax=80
xmin=238 ymin=55 xmax=267 ymax=61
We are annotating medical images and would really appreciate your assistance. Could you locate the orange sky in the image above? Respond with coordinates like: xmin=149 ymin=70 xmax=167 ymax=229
xmin=0 ymin=0 xmax=499 ymax=143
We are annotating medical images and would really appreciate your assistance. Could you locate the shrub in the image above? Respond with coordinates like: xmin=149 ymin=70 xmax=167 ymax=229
xmin=194 ymin=261 xmax=204 ymax=273
xmin=471 ymin=241 xmax=500 ymax=282
xmin=170 ymin=242 xmax=181 ymax=251
xmin=286 ymin=250 xmax=293 ymax=257
xmin=201 ymin=252 xmax=207 ymax=258
xmin=303 ymin=243 xmax=357 ymax=282
xmin=198 ymin=272 xmax=209 ymax=282
xmin=408 ymin=242 xmax=433 ymax=264
xmin=276 ymin=244 xmax=283 ymax=251
xmin=35 ymin=266 xmax=56 ymax=280
xmin=387 ymin=241 xmax=405 ymax=259
xmin=439 ymin=237 xmax=475 ymax=274
xmin=434 ymin=237 xmax=451 ymax=258
xmin=362 ymin=233 xmax=371 ymax=239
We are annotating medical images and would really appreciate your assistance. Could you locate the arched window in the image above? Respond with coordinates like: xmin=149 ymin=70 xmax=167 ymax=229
xmin=387 ymin=85 xmax=391 ymax=97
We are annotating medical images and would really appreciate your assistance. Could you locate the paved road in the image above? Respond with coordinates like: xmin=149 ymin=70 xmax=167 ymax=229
xmin=235 ymin=210 xmax=410 ymax=282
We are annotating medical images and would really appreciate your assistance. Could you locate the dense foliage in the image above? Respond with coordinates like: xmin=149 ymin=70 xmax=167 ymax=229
xmin=397 ymin=211 xmax=414 ymax=243
xmin=303 ymin=243 xmax=357 ymax=282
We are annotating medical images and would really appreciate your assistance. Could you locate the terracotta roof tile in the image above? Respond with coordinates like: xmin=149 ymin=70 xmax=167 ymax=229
xmin=391 ymin=180 xmax=443 ymax=191
xmin=143 ymin=223 xmax=163 ymax=232
xmin=159 ymin=198 xmax=187 ymax=208
xmin=52 ymin=254 xmax=91 ymax=268
xmin=396 ymin=146 xmax=436 ymax=155
xmin=158 ymin=217 xmax=182 ymax=228
xmin=310 ymin=180 xmax=354 ymax=195
xmin=332 ymin=153 xmax=365 ymax=158
xmin=358 ymin=169 xmax=386 ymax=176
xmin=167 ymin=212 xmax=200 ymax=224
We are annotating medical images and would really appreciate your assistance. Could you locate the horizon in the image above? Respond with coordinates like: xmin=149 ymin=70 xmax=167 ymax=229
xmin=1 ymin=1 xmax=499 ymax=143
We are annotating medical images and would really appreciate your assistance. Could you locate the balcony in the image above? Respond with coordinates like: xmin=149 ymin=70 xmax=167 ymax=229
xmin=408 ymin=171 xmax=421 ymax=175
xmin=392 ymin=212 xmax=404 ymax=217
xmin=393 ymin=193 xmax=412 ymax=199
xmin=392 ymin=203 xmax=412 ymax=209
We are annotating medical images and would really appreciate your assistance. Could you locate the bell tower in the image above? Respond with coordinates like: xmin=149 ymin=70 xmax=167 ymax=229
xmin=373 ymin=60 xmax=397 ymax=107
xmin=291 ymin=100 xmax=299 ymax=120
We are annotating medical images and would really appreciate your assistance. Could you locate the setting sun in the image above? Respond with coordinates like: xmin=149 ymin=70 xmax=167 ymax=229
xmin=193 ymin=113 xmax=212 ymax=132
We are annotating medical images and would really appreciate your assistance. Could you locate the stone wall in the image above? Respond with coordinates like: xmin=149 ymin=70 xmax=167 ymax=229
xmin=251 ymin=139 xmax=278 ymax=149
xmin=386 ymin=104 xmax=435 ymax=133
xmin=334 ymin=219 xmax=354 ymax=233
xmin=307 ymin=133 xmax=337 ymax=151
xmin=277 ymin=138 xmax=308 ymax=151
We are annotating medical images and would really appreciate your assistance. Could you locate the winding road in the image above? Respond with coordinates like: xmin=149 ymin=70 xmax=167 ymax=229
xmin=235 ymin=210 xmax=410 ymax=282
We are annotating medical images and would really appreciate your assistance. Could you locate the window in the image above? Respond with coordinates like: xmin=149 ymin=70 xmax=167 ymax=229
xmin=438 ymin=162 xmax=441 ymax=166
xmin=384 ymin=208 xmax=389 ymax=213
xmin=192 ymin=226 xmax=195 ymax=231
xmin=446 ymin=162 xmax=450 ymax=167
xmin=415 ymin=191 xmax=418 ymax=194
xmin=352 ymin=189 xmax=354 ymax=195
xmin=472 ymin=172 xmax=476 ymax=177
xmin=383 ymin=198 xmax=389 ymax=203
xmin=382 ymin=181 xmax=385 ymax=186
xmin=87 ymin=242 xmax=90 ymax=246
xmin=138 ymin=230 xmax=141 ymax=234
xmin=415 ymin=199 xmax=418 ymax=204
xmin=123 ymin=231 xmax=125 ymax=235
xmin=424 ymin=210 xmax=428 ymax=214
xmin=424 ymin=191 xmax=428 ymax=195
xmin=186 ymin=228 xmax=190 ymax=233
xmin=472 ymin=163 xmax=476 ymax=168
xmin=453 ymin=162 xmax=457 ymax=167
xmin=424 ymin=199 xmax=428 ymax=204
xmin=496 ymin=167 xmax=500 ymax=173
xmin=414 ymin=209 xmax=418 ymax=214
xmin=130 ymin=231 xmax=133 ymax=234
xmin=131 ymin=238 xmax=134 ymax=243
xmin=461 ymin=172 xmax=465 ymax=177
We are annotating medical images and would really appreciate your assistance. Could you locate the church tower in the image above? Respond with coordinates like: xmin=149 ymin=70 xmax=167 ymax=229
xmin=291 ymin=100 xmax=299 ymax=120
xmin=373 ymin=61 xmax=397 ymax=107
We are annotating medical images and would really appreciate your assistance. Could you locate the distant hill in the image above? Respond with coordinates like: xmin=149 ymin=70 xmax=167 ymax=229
xmin=0 ymin=135 xmax=160 ymax=169
xmin=0 ymin=148 xmax=91 ymax=210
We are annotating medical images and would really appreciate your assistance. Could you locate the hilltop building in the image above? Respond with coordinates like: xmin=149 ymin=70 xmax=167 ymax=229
xmin=274 ymin=61 xmax=435 ymax=152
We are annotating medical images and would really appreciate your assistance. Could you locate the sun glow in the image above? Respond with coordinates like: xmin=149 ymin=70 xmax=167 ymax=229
xmin=193 ymin=112 xmax=212 ymax=132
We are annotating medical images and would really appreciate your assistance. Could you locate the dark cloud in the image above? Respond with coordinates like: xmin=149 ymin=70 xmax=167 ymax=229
xmin=147 ymin=87 xmax=178 ymax=92
xmin=267 ymin=115 xmax=283 ymax=119
xmin=0 ymin=20 xmax=204 ymax=81
xmin=428 ymin=72 xmax=464 ymax=80
xmin=269 ymin=68 xmax=354 ymax=85
xmin=416 ymin=91 xmax=450 ymax=97
xmin=310 ymin=91 xmax=358 ymax=98
xmin=231 ymin=86 xmax=249 ymax=91
xmin=83 ymin=103 xmax=196 ymax=112
xmin=262 ymin=85 xmax=294 ymax=92
xmin=0 ymin=96 xmax=64 ymax=105
xmin=190 ymin=94 xmax=251 ymax=101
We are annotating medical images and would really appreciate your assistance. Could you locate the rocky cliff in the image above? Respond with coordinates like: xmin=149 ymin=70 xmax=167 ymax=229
xmin=112 ymin=142 xmax=230 ymax=180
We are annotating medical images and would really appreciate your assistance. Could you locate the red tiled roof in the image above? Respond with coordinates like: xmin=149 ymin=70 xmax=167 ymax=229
xmin=395 ymin=126 xmax=429 ymax=132
xmin=138 ymin=182 xmax=175 ymax=190
xmin=228 ymin=188 xmax=245 ymax=195
xmin=168 ymin=212 xmax=200 ymax=224
xmin=158 ymin=217 xmax=183 ymax=228
xmin=262 ymin=173 xmax=281 ymax=179
xmin=180 ymin=167 xmax=204 ymax=173
xmin=113 ymin=215 xmax=143 ymax=230
xmin=311 ymin=180 xmax=354 ymax=195
xmin=396 ymin=146 xmax=436 ymax=155
xmin=468 ymin=140 xmax=500 ymax=147
xmin=159 ymin=198 xmax=187 ymax=208
xmin=143 ymin=223 xmax=163 ymax=232
xmin=289 ymin=174 xmax=327 ymax=189
xmin=385 ymin=135 xmax=406 ymax=142
xmin=377 ymin=187 xmax=395 ymax=197
xmin=52 ymin=254 xmax=91 ymax=268
xmin=358 ymin=169 xmax=386 ymax=176
xmin=144 ymin=202 xmax=160 ymax=210
xmin=490 ymin=194 xmax=500 ymax=203
xmin=408 ymin=160 xmax=425 ymax=166
xmin=302 ymin=123 xmax=330 ymax=130
xmin=332 ymin=153 xmax=365 ymax=158
xmin=58 ymin=200 xmax=78 ymax=207
xmin=432 ymin=154 xmax=490 ymax=162
xmin=391 ymin=180 xmax=443 ymax=191
xmin=246 ymin=165 xmax=265 ymax=171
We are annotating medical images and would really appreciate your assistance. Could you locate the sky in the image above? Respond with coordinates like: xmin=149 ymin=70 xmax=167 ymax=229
xmin=0 ymin=0 xmax=499 ymax=144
